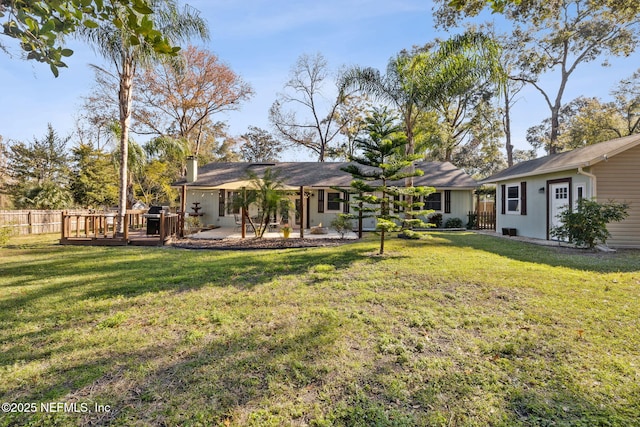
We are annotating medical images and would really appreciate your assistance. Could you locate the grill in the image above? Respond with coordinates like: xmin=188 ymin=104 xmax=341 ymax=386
xmin=143 ymin=206 xmax=163 ymax=235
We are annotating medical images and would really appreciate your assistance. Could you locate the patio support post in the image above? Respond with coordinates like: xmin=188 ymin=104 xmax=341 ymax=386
xmin=159 ymin=211 xmax=165 ymax=243
xmin=241 ymin=206 xmax=246 ymax=239
xmin=181 ymin=185 xmax=187 ymax=237
xmin=358 ymin=193 xmax=363 ymax=239
xmin=61 ymin=210 xmax=66 ymax=240
xmin=124 ymin=213 xmax=129 ymax=241
xmin=476 ymin=190 xmax=480 ymax=230
xmin=299 ymin=186 xmax=304 ymax=238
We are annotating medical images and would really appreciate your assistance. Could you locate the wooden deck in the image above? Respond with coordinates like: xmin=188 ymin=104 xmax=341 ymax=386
xmin=59 ymin=210 xmax=182 ymax=247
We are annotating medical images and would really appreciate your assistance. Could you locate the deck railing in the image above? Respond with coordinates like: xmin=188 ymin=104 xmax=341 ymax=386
xmin=159 ymin=212 xmax=182 ymax=242
xmin=60 ymin=210 xmax=180 ymax=245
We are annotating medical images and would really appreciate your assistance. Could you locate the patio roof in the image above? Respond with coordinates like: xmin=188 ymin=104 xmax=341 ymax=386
xmin=217 ymin=179 xmax=299 ymax=191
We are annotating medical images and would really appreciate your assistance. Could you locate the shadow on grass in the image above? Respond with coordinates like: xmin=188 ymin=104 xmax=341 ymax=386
xmin=2 ymin=309 xmax=345 ymax=426
xmin=313 ymin=331 xmax=640 ymax=426
xmin=417 ymin=231 xmax=640 ymax=273
xmin=2 ymin=235 xmax=637 ymax=426
xmin=0 ymin=241 xmax=377 ymax=312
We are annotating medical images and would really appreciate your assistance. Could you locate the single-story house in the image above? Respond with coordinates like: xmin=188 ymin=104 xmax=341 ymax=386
xmin=173 ymin=159 xmax=478 ymax=231
xmin=481 ymin=134 xmax=640 ymax=248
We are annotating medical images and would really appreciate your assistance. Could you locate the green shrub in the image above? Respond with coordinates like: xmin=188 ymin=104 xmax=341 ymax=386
xmin=184 ymin=216 xmax=202 ymax=233
xmin=330 ymin=214 xmax=354 ymax=238
xmin=444 ymin=217 xmax=464 ymax=228
xmin=0 ymin=225 xmax=14 ymax=246
xmin=466 ymin=213 xmax=477 ymax=229
xmin=398 ymin=229 xmax=421 ymax=239
xmin=428 ymin=213 xmax=442 ymax=228
xmin=550 ymin=198 xmax=629 ymax=249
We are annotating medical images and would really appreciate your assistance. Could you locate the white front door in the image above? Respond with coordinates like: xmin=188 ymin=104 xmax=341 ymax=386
xmin=549 ymin=182 xmax=570 ymax=236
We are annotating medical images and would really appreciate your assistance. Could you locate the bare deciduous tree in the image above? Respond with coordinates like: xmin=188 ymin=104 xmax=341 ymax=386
xmin=269 ymin=53 xmax=348 ymax=162
xmin=135 ymin=45 xmax=254 ymax=157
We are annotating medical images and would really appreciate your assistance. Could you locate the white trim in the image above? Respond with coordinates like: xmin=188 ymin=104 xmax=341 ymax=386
xmin=326 ymin=192 xmax=341 ymax=211
xmin=424 ymin=191 xmax=443 ymax=212
xmin=506 ymin=184 xmax=520 ymax=214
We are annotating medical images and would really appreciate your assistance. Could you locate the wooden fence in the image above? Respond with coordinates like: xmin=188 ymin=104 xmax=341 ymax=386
xmin=0 ymin=209 xmax=148 ymax=236
xmin=0 ymin=210 xmax=90 ymax=235
xmin=467 ymin=211 xmax=496 ymax=230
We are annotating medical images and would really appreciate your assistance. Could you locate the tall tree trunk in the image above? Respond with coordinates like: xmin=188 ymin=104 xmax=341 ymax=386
xmin=549 ymin=104 xmax=560 ymax=155
xmin=504 ymin=91 xmax=514 ymax=167
xmin=404 ymin=107 xmax=415 ymax=220
xmin=548 ymin=63 xmax=570 ymax=155
xmin=116 ymin=56 xmax=134 ymax=235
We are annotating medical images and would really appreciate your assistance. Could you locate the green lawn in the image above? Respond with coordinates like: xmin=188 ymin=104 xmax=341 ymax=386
xmin=1 ymin=232 xmax=639 ymax=426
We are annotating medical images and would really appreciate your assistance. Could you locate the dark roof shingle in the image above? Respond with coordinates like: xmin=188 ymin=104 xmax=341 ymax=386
xmin=481 ymin=134 xmax=640 ymax=183
xmin=175 ymin=161 xmax=477 ymax=189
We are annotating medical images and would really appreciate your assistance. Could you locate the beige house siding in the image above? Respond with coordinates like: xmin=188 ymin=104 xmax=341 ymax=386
xmin=592 ymin=144 xmax=640 ymax=248
xmin=187 ymin=187 xmax=475 ymax=231
xmin=185 ymin=189 xmax=220 ymax=228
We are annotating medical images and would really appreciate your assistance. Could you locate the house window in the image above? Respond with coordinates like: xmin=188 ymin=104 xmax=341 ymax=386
xmin=393 ymin=194 xmax=404 ymax=213
xmin=227 ymin=191 xmax=240 ymax=214
xmin=575 ymin=184 xmax=585 ymax=209
xmin=343 ymin=192 xmax=350 ymax=214
xmin=218 ymin=190 xmax=225 ymax=217
xmin=327 ymin=192 xmax=341 ymax=211
xmin=555 ymin=186 xmax=568 ymax=200
xmin=424 ymin=192 xmax=442 ymax=211
xmin=507 ymin=185 xmax=520 ymax=213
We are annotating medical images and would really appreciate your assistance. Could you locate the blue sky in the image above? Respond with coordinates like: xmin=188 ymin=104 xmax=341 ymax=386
xmin=1 ymin=0 xmax=639 ymax=161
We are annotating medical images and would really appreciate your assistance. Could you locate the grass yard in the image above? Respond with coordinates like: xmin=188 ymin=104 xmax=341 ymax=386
xmin=1 ymin=232 xmax=639 ymax=426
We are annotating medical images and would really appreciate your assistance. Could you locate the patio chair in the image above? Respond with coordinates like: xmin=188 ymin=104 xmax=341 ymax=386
xmin=268 ymin=215 xmax=280 ymax=232
xmin=234 ymin=214 xmax=242 ymax=231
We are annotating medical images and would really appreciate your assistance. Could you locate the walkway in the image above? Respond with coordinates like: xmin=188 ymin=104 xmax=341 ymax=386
xmin=473 ymin=229 xmax=616 ymax=252
xmin=186 ymin=227 xmax=359 ymax=240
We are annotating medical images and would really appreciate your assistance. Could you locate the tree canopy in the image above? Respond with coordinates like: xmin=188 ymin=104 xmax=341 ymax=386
xmin=1 ymin=0 xmax=182 ymax=76
xmin=435 ymin=0 xmax=640 ymax=154
xmin=342 ymin=108 xmax=431 ymax=254
xmin=269 ymin=53 xmax=348 ymax=162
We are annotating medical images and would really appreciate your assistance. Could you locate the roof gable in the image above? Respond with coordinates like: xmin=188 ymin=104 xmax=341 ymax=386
xmin=481 ymin=134 xmax=640 ymax=183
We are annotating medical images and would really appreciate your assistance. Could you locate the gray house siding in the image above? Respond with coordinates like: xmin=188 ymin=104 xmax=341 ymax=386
xmin=484 ymin=135 xmax=640 ymax=247
xmin=177 ymin=160 xmax=478 ymax=232
xmin=495 ymin=171 xmax=592 ymax=240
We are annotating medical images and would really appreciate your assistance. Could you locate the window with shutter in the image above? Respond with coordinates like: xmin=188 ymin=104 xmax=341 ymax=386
xmin=327 ymin=192 xmax=341 ymax=210
xmin=444 ymin=190 xmax=451 ymax=214
xmin=424 ymin=192 xmax=442 ymax=211
xmin=317 ymin=190 xmax=324 ymax=213
xmin=520 ymin=182 xmax=527 ymax=215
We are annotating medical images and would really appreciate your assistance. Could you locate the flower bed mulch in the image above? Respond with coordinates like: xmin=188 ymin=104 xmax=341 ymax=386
xmin=172 ymin=237 xmax=355 ymax=250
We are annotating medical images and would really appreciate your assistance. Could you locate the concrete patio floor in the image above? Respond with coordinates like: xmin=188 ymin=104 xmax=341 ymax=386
xmin=186 ymin=227 xmax=359 ymax=240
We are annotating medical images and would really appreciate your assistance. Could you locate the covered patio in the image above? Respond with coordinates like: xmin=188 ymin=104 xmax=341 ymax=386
xmin=185 ymin=226 xmax=359 ymax=240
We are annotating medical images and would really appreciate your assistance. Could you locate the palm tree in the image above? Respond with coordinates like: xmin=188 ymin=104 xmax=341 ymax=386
xmin=340 ymin=31 xmax=504 ymax=158
xmin=340 ymin=53 xmax=422 ymax=158
xmin=340 ymin=31 xmax=504 ymax=218
xmin=81 ymin=0 xmax=208 ymax=234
